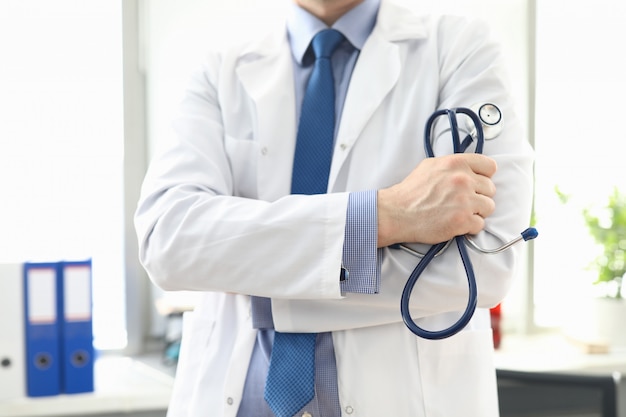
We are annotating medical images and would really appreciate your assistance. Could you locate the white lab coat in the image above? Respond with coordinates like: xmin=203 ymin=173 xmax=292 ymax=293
xmin=134 ymin=0 xmax=535 ymax=416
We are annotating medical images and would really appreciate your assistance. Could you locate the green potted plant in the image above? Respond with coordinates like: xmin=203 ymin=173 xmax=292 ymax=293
xmin=557 ymin=186 xmax=626 ymax=349
xmin=581 ymin=187 xmax=626 ymax=299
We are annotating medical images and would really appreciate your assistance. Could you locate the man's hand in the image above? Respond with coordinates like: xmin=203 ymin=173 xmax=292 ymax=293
xmin=377 ymin=153 xmax=497 ymax=247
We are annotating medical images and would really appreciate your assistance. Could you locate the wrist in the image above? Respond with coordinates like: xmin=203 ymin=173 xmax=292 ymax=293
xmin=377 ymin=187 xmax=401 ymax=248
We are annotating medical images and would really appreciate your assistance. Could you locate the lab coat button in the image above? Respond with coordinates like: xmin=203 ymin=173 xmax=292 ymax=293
xmin=226 ymin=397 xmax=234 ymax=405
xmin=261 ymin=146 xmax=268 ymax=155
xmin=302 ymin=412 xmax=313 ymax=417
xmin=345 ymin=406 xmax=354 ymax=414
xmin=340 ymin=143 xmax=347 ymax=150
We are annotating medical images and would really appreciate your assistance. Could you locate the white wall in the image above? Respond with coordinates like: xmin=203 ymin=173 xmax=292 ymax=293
xmin=408 ymin=0 xmax=532 ymax=125
xmin=142 ymin=0 xmax=531 ymax=154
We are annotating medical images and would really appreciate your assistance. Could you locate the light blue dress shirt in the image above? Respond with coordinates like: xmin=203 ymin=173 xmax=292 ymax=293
xmin=237 ymin=1 xmax=381 ymax=416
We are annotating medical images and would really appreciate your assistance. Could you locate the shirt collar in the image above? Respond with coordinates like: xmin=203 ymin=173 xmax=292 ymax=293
xmin=287 ymin=0 xmax=380 ymax=64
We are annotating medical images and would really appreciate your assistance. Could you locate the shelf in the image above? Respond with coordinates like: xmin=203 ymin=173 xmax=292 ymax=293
xmin=0 ymin=356 xmax=173 ymax=417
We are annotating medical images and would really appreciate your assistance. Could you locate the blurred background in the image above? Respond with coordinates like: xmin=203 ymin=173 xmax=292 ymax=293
xmin=1 ymin=0 xmax=625 ymax=416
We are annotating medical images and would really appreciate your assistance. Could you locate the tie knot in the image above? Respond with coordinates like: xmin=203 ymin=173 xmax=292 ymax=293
xmin=311 ymin=29 xmax=345 ymax=60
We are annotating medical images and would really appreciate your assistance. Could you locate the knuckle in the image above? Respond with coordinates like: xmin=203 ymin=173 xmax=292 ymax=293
xmin=449 ymin=172 xmax=472 ymax=189
xmin=444 ymin=154 xmax=467 ymax=169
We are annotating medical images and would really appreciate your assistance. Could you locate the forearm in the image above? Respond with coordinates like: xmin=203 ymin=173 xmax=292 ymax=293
xmin=136 ymin=178 xmax=351 ymax=299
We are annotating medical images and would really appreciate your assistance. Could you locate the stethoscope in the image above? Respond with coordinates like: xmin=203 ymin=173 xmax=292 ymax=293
xmin=392 ymin=103 xmax=538 ymax=340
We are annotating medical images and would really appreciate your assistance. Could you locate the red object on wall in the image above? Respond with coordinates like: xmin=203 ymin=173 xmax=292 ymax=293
xmin=490 ymin=303 xmax=502 ymax=349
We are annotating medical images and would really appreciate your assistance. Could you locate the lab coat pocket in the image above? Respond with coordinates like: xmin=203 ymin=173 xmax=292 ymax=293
xmin=224 ymin=134 xmax=259 ymax=198
xmin=416 ymin=329 xmax=499 ymax=417
xmin=166 ymin=311 xmax=216 ymax=417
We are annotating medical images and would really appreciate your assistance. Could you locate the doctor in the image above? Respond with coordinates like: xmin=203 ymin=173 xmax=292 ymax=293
xmin=134 ymin=0 xmax=534 ymax=416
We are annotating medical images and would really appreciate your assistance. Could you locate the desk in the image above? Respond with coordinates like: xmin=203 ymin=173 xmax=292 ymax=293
xmin=495 ymin=333 xmax=626 ymax=374
xmin=495 ymin=333 xmax=626 ymax=417
xmin=0 ymin=356 xmax=173 ymax=417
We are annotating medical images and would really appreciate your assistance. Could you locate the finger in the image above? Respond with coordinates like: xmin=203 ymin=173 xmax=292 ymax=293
xmin=474 ymin=176 xmax=496 ymax=198
xmin=473 ymin=193 xmax=496 ymax=219
xmin=467 ymin=214 xmax=487 ymax=236
xmin=463 ymin=154 xmax=497 ymax=178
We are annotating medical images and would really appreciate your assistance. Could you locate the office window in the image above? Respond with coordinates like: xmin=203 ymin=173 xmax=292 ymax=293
xmin=533 ymin=0 xmax=626 ymax=327
xmin=0 ymin=1 xmax=126 ymax=349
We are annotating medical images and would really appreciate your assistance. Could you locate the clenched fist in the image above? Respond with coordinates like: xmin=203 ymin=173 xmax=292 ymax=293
xmin=377 ymin=153 xmax=497 ymax=247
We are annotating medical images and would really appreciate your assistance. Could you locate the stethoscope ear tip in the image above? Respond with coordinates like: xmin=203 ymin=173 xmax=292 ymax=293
xmin=521 ymin=227 xmax=538 ymax=241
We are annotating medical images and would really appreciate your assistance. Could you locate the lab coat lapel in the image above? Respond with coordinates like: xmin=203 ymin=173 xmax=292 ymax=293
xmin=235 ymin=28 xmax=297 ymax=202
xmin=328 ymin=0 xmax=427 ymax=190
xmin=328 ymin=30 xmax=400 ymax=188
xmin=235 ymin=1 xmax=428 ymax=198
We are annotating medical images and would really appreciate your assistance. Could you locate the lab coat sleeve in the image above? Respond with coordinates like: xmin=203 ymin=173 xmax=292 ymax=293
xmin=401 ymin=14 xmax=535 ymax=312
xmin=431 ymin=15 xmax=535 ymax=302
xmin=134 ymin=51 xmax=349 ymax=301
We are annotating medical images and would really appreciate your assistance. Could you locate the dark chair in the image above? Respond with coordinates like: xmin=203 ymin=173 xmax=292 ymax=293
xmin=497 ymin=369 xmax=620 ymax=417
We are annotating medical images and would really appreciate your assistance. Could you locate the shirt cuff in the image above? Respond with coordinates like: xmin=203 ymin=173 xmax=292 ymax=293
xmin=340 ymin=190 xmax=381 ymax=294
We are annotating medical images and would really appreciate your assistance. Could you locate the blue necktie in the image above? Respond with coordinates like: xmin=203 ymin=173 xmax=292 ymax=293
xmin=263 ymin=29 xmax=345 ymax=417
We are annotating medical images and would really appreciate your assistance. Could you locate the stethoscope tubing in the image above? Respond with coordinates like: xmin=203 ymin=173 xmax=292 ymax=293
xmin=424 ymin=107 xmax=484 ymax=157
xmin=400 ymin=106 xmax=485 ymax=340
xmin=400 ymin=104 xmax=537 ymax=339
xmin=400 ymin=235 xmax=478 ymax=339
xmin=391 ymin=227 xmax=538 ymax=258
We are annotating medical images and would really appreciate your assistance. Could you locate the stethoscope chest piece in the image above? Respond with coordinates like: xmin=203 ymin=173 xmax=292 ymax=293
xmin=468 ymin=103 xmax=502 ymax=140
